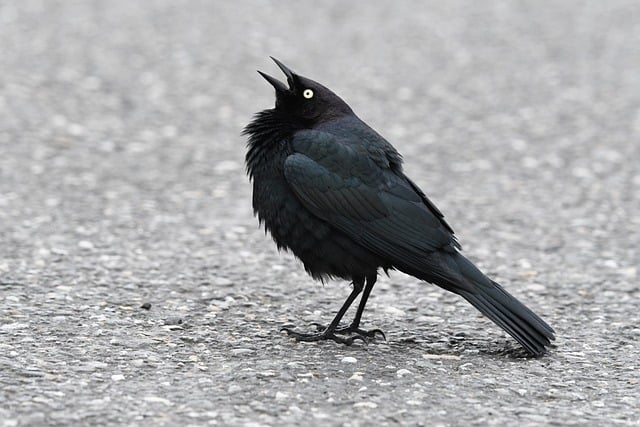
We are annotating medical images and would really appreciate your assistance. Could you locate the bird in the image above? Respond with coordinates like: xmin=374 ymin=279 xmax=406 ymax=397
xmin=243 ymin=57 xmax=555 ymax=356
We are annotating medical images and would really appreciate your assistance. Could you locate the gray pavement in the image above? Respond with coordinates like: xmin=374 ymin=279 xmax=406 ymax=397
xmin=1 ymin=1 xmax=639 ymax=425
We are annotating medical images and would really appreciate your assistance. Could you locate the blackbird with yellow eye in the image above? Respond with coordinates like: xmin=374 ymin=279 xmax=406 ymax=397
xmin=244 ymin=57 xmax=555 ymax=356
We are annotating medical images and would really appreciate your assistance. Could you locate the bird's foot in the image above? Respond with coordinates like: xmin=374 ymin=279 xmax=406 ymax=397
xmin=281 ymin=326 xmax=367 ymax=345
xmin=337 ymin=325 xmax=386 ymax=341
xmin=310 ymin=322 xmax=386 ymax=341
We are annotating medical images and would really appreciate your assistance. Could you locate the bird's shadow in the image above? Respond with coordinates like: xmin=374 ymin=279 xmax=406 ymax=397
xmin=276 ymin=323 xmax=554 ymax=360
xmin=389 ymin=331 xmax=547 ymax=360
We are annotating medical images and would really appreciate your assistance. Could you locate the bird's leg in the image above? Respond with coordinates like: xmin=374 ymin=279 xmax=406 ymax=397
xmin=282 ymin=277 xmax=367 ymax=345
xmin=334 ymin=274 xmax=386 ymax=340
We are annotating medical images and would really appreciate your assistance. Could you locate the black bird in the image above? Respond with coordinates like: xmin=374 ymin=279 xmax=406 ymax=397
xmin=244 ymin=57 xmax=555 ymax=356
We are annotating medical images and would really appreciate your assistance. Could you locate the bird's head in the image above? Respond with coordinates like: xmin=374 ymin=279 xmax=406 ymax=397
xmin=258 ymin=57 xmax=354 ymax=126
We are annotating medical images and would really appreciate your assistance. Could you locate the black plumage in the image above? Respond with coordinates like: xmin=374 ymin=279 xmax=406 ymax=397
xmin=244 ymin=57 xmax=555 ymax=356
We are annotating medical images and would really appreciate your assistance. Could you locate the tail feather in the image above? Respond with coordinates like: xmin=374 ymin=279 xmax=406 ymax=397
xmin=459 ymin=281 xmax=554 ymax=356
xmin=418 ymin=252 xmax=555 ymax=356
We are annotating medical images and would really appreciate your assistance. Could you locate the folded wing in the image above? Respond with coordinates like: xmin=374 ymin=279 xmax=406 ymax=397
xmin=284 ymin=130 xmax=460 ymax=278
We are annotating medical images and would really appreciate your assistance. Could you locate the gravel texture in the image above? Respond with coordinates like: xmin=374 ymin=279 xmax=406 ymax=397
xmin=1 ymin=1 xmax=639 ymax=426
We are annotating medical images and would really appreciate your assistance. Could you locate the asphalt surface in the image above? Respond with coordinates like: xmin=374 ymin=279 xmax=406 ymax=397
xmin=1 ymin=1 xmax=639 ymax=426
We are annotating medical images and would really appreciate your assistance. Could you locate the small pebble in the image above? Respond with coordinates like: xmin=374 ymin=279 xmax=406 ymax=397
xmin=78 ymin=240 xmax=94 ymax=250
xmin=231 ymin=348 xmax=254 ymax=356
xmin=396 ymin=369 xmax=412 ymax=377
xmin=348 ymin=373 xmax=364 ymax=382
xmin=422 ymin=354 xmax=461 ymax=360
xmin=213 ymin=277 xmax=233 ymax=286
xmin=383 ymin=306 xmax=406 ymax=316
xmin=341 ymin=356 xmax=357 ymax=364
xmin=353 ymin=402 xmax=378 ymax=409
xmin=142 ymin=396 xmax=172 ymax=406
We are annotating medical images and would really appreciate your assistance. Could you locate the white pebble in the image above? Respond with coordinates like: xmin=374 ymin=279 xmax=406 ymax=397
xmin=341 ymin=356 xmax=357 ymax=364
xmin=422 ymin=354 xmax=461 ymax=360
xmin=383 ymin=306 xmax=406 ymax=317
xmin=620 ymin=267 xmax=637 ymax=278
xmin=78 ymin=240 xmax=94 ymax=250
xmin=396 ymin=369 xmax=412 ymax=377
xmin=231 ymin=348 xmax=254 ymax=356
xmin=67 ymin=123 xmax=85 ymax=136
xmin=353 ymin=402 xmax=378 ymax=409
xmin=213 ymin=277 xmax=233 ymax=286
xmin=527 ymin=284 xmax=546 ymax=294
xmin=142 ymin=396 xmax=172 ymax=406
xmin=348 ymin=373 xmax=363 ymax=382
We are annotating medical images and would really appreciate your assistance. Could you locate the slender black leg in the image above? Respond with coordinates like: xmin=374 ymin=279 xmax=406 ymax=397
xmin=350 ymin=274 xmax=377 ymax=329
xmin=335 ymin=274 xmax=386 ymax=340
xmin=282 ymin=277 xmax=367 ymax=345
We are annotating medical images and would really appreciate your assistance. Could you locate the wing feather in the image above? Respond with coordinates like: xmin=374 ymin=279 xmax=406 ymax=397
xmin=283 ymin=130 xmax=459 ymax=269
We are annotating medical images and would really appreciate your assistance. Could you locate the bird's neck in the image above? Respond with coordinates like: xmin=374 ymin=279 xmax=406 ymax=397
xmin=244 ymin=109 xmax=298 ymax=179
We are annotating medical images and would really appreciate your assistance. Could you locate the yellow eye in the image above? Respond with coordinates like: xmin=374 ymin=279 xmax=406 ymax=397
xmin=303 ymin=89 xmax=314 ymax=99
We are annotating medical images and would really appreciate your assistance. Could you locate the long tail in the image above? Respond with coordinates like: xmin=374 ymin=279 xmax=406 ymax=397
xmin=417 ymin=252 xmax=555 ymax=356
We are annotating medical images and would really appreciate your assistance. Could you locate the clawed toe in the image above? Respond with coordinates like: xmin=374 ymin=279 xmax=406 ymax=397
xmin=282 ymin=323 xmax=385 ymax=345
xmin=281 ymin=326 xmax=368 ymax=345
xmin=365 ymin=328 xmax=386 ymax=341
xmin=335 ymin=325 xmax=386 ymax=341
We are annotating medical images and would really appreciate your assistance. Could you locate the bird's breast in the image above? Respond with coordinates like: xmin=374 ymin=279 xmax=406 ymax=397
xmin=252 ymin=162 xmax=327 ymax=252
xmin=251 ymin=165 xmax=386 ymax=280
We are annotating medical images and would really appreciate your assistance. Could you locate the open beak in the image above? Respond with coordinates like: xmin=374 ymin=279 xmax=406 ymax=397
xmin=257 ymin=57 xmax=297 ymax=94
